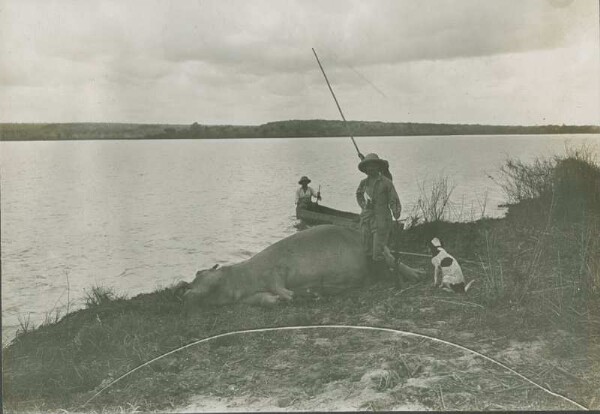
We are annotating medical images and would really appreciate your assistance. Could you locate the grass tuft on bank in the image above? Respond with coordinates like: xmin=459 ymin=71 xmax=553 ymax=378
xmin=3 ymin=145 xmax=600 ymax=412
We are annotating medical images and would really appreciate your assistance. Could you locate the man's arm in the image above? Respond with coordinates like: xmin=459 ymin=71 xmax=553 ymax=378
xmin=311 ymin=187 xmax=321 ymax=201
xmin=356 ymin=180 xmax=366 ymax=210
xmin=388 ymin=182 xmax=402 ymax=220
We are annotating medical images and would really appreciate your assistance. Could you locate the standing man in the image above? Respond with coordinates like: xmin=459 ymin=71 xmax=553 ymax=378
xmin=356 ymin=153 xmax=402 ymax=280
xmin=296 ymin=176 xmax=321 ymax=210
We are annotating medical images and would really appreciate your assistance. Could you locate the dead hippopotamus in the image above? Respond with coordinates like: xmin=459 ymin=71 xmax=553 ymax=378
xmin=182 ymin=224 xmax=422 ymax=307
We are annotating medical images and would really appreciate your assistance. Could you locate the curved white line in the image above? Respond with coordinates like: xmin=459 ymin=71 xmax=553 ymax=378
xmin=82 ymin=325 xmax=587 ymax=410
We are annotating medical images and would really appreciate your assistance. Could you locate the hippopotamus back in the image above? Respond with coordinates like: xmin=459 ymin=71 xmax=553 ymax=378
xmin=247 ymin=224 xmax=368 ymax=291
xmin=185 ymin=225 xmax=368 ymax=307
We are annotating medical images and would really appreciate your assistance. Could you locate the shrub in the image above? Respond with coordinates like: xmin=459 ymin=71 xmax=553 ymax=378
xmin=494 ymin=157 xmax=556 ymax=204
xmin=553 ymin=156 xmax=600 ymax=221
xmin=476 ymin=145 xmax=600 ymax=310
xmin=493 ymin=144 xmax=600 ymax=216
xmin=16 ymin=314 xmax=35 ymax=337
xmin=415 ymin=176 xmax=455 ymax=222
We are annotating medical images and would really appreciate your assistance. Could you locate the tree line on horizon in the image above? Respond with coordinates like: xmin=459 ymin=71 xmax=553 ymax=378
xmin=1 ymin=119 xmax=599 ymax=141
xmin=177 ymin=120 xmax=600 ymax=139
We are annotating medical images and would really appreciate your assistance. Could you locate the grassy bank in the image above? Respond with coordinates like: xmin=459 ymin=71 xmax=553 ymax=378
xmin=3 ymin=149 xmax=600 ymax=412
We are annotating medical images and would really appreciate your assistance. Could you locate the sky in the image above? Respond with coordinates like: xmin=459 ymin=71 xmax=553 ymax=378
xmin=1 ymin=0 xmax=599 ymax=125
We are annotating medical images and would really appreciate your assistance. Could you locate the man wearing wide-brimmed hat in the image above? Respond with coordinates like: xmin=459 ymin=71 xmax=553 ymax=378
xmin=356 ymin=153 xmax=402 ymax=280
xmin=295 ymin=176 xmax=321 ymax=210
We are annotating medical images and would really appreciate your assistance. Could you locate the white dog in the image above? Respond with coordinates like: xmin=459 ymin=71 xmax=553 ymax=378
xmin=428 ymin=237 xmax=474 ymax=293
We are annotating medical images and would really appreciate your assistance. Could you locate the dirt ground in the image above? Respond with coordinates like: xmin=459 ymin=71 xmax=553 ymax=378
xmin=85 ymin=283 xmax=599 ymax=412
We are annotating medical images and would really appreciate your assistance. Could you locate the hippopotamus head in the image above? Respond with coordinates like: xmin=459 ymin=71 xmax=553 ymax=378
xmin=184 ymin=264 xmax=240 ymax=307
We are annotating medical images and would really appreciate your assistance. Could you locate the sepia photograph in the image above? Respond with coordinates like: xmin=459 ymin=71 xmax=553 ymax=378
xmin=1 ymin=0 xmax=600 ymax=411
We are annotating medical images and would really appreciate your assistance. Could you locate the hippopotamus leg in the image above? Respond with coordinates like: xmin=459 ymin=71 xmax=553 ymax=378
xmin=264 ymin=265 xmax=295 ymax=300
xmin=272 ymin=286 xmax=294 ymax=301
xmin=242 ymin=280 xmax=295 ymax=305
xmin=242 ymin=292 xmax=281 ymax=306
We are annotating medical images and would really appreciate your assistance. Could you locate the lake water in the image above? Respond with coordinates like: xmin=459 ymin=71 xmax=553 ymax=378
xmin=1 ymin=135 xmax=599 ymax=345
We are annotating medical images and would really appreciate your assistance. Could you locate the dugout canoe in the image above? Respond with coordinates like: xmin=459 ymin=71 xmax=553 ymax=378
xmin=296 ymin=204 xmax=360 ymax=229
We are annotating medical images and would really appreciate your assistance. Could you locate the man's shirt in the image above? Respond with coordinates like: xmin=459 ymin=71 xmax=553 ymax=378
xmin=356 ymin=174 xmax=402 ymax=226
xmin=296 ymin=186 xmax=319 ymax=205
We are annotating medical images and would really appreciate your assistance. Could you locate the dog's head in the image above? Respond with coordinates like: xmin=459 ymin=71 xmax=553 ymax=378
xmin=427 ymin=237 xmax=444 ymax=256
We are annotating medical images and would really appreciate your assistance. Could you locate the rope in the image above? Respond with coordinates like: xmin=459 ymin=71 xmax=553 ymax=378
xmin=82 ymin=325 xmax=587 ymax=410
xmin=390 ymin=250 xmax=481 ymax=266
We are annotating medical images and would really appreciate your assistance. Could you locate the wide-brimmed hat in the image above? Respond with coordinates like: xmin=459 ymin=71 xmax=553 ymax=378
xmin=358 ymin=153 xmax=389 ymax=173
xmin=298 ymin=176 xmax=311 ymax=184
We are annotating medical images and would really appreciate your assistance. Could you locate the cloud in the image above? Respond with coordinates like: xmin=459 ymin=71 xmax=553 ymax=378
xmin=6 ymin=0 xmax=591 ymax=68
xmin=0 ymin=0 xmax=597 ymax=124
xmin=152 ymin=0 xmax=593 ymax=68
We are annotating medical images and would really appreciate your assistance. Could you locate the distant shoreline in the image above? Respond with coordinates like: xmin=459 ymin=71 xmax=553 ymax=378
xmin=1 ymin=119 xmax=599 ymax=141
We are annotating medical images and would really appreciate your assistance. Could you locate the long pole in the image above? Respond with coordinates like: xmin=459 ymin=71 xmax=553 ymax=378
xmin=312 ymin=48 xmax=363 ymax=160
xmin=312 ymin=48 xmax=394 ymax=181
xmin=316 ymin=184 xmax=321 ymax=205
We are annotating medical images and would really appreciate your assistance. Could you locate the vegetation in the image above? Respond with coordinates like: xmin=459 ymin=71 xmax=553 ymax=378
xmin=0 ymin=123 xmax=177 ymax=141
xmin=2 ymin=148 xmax=600 ymax=412
xmin=1 ymin=119 xmax=599 ymax=141
xmin=84 ymin=286 xmax=127 ymax=308
xmin=178 ymin=120 xmax=600 ymax=139
xmin=414 ymin=176 xmax=456 ymax=223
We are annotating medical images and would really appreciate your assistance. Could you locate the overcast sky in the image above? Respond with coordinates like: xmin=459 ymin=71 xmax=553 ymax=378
xmin=1 ymin=0 xmax=599 ymax=125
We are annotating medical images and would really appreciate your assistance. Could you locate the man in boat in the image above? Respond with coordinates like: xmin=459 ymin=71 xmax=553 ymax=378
xmin=356 ymin=153 xmax=402 ymax=280
xmin=295 ymin=176 xmax=321 ymax=210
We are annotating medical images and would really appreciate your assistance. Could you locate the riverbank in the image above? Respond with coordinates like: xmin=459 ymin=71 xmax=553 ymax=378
xmin=3 ymin=152 xmax=600 ymax=412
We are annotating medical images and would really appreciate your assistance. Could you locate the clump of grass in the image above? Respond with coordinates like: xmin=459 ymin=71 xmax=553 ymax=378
xmin=84 ymin=286 xmax=126 ymax=308
xmin=42 ymin=309 xmax=64 ymax=327
xmin=476 ymin=231 xmax=507 ymax=306
xmin=585 ymin=234 xmax=600 ymax=295
xmin=575 ymin=219 xmax=600 ymax=295
xmin=473 ymin=190 xmax=489 ymax=221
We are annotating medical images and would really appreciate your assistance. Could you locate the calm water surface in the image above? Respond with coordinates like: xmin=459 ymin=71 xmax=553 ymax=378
xmin=1 ymin=135 xmax=599 ymax=344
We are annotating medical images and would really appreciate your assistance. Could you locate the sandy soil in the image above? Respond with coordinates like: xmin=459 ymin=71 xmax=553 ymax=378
xmin=161 ymin=299 xmax=594 ymax=412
